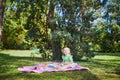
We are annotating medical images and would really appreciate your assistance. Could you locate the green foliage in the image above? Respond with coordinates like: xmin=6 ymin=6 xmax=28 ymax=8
xmin=1 ymin=0 xmax=120 ymax=60
xmin=2 ymin=0 xmax=51 ymax=50
xmin=92 ymin=20 xmax=120 ymax=52
xmin=51 ymin=0 xmax=102 ymax=60
xmin=0 ymin=42 xmax=3 ymax=50
xmin=39 ymin=47 xmax=52 ymax=60
xmin=115 ymin=66 xmax=120 ymax=74
xmin=2 ymin=9 xmax=28 ymax=49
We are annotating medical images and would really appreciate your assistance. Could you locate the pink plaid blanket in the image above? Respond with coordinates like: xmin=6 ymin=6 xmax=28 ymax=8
xmin=18 ymin=62 xmax=89 ymax=73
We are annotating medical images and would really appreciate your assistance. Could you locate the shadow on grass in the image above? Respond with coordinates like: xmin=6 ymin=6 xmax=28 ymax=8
xmin=0 ymin=53 xmax=49 ymax=73
xmin=87 ymin=58 xmax=120 ymax=75
xmin=0 ymin=53 xmax=101 ymax=80
xmin=91 ymin=58 xmax=120 ymax=67
xmin=0 ymin=70 xmax=100 ymax=80
xmin=0 ymin=53 xmax=49 ymax=64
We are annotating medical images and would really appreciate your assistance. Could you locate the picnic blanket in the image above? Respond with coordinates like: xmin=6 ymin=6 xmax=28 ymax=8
xmin=18 ymin=62 xmax=89 ymax=73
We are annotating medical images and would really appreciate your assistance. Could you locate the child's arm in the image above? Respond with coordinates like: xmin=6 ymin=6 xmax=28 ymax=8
xmin=69 ymin=56 xmax=73 ymax=63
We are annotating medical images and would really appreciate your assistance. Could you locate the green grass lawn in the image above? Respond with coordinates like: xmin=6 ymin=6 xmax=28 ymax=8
xmin=0 ymin=50 xmax=120 ymax=80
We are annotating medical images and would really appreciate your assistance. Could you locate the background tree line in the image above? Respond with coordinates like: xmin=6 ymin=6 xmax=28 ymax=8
xmin=0 ymin=0 xmax=120 ymax=60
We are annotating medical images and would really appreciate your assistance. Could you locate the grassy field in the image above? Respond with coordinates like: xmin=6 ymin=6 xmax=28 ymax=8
xmin=0 ymin=50 xmax=120 ymax=80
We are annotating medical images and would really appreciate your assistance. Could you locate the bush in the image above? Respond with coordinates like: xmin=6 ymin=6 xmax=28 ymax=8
xmin=0 ymin=42 xmax=3 ymax=50
xmin=115 ymin=66 xmax=120 ymax=74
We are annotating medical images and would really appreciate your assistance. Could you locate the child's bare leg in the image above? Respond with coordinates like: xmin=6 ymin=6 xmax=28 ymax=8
xmin=57 ymin=64 xmax=71 ymax=71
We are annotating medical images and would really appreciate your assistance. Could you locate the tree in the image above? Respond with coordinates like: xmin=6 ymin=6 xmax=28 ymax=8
xmin=2 ymin=0 xmax=51 ymax=50
xmin=0 ymin=0 xmax=6 ymax=41
xmin=91 ymin=0 xmax=120 ymax=52
xmin=51 ymin=0 xmax=101 ymax=60
xmin=2 ymin=0 xmax=120 ymax=60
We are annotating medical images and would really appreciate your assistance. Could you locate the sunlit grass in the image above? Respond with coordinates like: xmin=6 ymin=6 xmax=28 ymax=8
xmin=0 ymin=50 xmax=41 ymax=57
xmin=0 ymin=50 xmax=120 ymax=80
xmin=94 ymin=55 xmax=120 ymax=60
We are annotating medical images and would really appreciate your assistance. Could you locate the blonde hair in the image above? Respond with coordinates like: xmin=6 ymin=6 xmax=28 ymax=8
xmin=63 ymin=47 xmax=71 ymax=54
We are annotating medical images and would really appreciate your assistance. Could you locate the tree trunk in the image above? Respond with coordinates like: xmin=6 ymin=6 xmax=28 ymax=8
xmin=47 ymin=1 xmax=62 ymax=60
xmin=0 ymin=0 xmax=6 ymax=41
xmin=51 ymin=35 xmax=62 ymax=61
